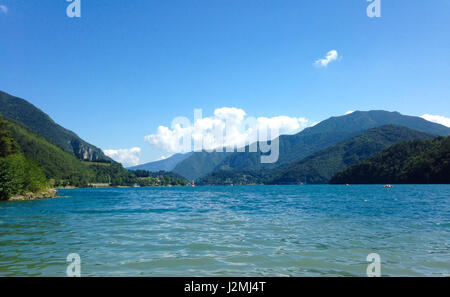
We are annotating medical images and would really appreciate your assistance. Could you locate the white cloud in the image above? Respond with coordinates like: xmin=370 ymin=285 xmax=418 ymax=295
xmin=104 ymin=147 xmax=141 ymax=167
xmin=345 ymin=110 xmax=355 ymax=115
xmin=145 ymin=107 xmax=310 ymax=153
xmin=421 ymin=114 xmax=450 ymax=128
xmin=315 ymin=50 xmax=339 ymax=68
xmin=0 ymin=5 xmax=8 ymax=14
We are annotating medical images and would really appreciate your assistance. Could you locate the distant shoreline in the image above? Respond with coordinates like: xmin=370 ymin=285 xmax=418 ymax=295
xmin=5 ymin=184 xmax=449 ymax=201
xmin=57 ymin=184 xmax=190 ymax=190
xmin=59 ymin=184 xmax=450 ymax=189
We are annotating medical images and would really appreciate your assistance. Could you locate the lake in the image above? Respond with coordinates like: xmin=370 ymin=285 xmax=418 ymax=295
xmin=0 ymin=185 xmax=449 ymax=276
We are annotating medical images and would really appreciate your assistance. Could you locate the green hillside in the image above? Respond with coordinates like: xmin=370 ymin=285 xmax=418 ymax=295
xmin=4 ymin=118 xmax=137 ymax=187
xmin=198 ymin=125 xmax=435 ymax=185
xmin=0 ymin=90 xmax=110 ymax=162
xmin=266 ymin=125 xmax=434 ymax=184
xmin=6 ymin=118 xmax=94 ymax=187
xmin=330 ymin=137 xmax=450 ymax=184
xmin=173 ymin=111 xmax=450 ymax=181
xmin=1 ymin=110 xmax=188 ymax=200
xmin=197 ymin=169 xmax=265 ymax=186
xmin=131 ymin=170 xmax=189 ymax=187
xmin=0 ymin=116 xmax=48 ymax=200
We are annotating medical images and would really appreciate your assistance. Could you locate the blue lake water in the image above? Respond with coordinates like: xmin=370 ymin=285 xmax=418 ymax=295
xmin=0 ymin=185 xmax=449 ymax=276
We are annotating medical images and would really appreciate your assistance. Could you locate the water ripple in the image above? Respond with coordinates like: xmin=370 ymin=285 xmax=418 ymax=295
xmin=0 ymin=185 xmax=449 ymax=276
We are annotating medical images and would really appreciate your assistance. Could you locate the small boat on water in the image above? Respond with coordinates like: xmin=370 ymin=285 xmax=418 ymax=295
xmin=191 ymin=181 xmax=195 ymax=187
xmin=384 ymin=184 xmax=393 ymax=188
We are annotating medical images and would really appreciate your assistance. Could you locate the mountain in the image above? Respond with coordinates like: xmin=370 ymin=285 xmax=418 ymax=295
xmin=3 ymin=117 xmax=137 ymax=187
xmin=300 ymin=110 xmax=450 ymax=136
xmin=1 ymin=114 xmax=188 ymax=198
xmin=172 ymin=152 xmax=231 ymax=181
xmin=330 ymin=136 xmax=450 ymax=184
xmin=0 ymin=90 xmax=110 ymax=162
xmin=6 ymin=117 xmax=94 ymax=186
xmin=0 ymin=116 xmax=48 ymax=200
xmin=130 ymin=170 xmax=189 ymax=187
xmin=0 ymin=92 xmax=188 ymax=198
xmin=173 ymin=111 xmax=450 ymax=180
xmin=265 ymin=125 xmax=434 ymax=184
xmin=3 ymin=116 xmax=189 ymax=190
xmin=128 ymin=153 xmax=192 ymax=172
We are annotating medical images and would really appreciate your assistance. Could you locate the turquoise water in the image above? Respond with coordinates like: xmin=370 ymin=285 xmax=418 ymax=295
xmin=0 ymin=185 xmax=449 ymax=277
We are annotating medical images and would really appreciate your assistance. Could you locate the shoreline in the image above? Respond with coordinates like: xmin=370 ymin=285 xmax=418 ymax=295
xmin=58 ymin=185 xmax=190 ymax=190
xmin=7 ymin=184 xmax=448 ymax=201
xmin=9 ymin=188 xmax=58 ymax=201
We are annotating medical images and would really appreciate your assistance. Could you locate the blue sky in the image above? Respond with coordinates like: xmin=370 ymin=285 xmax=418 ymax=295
xmin=1 ymin=0 xmax=449 ymax=166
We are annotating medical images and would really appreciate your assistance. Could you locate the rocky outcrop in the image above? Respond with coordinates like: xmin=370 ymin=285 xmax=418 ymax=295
xmin=70 ymin=139 xmax=106 ymax=162
xmin=9 ymin=188 xmax=58 ymax=201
